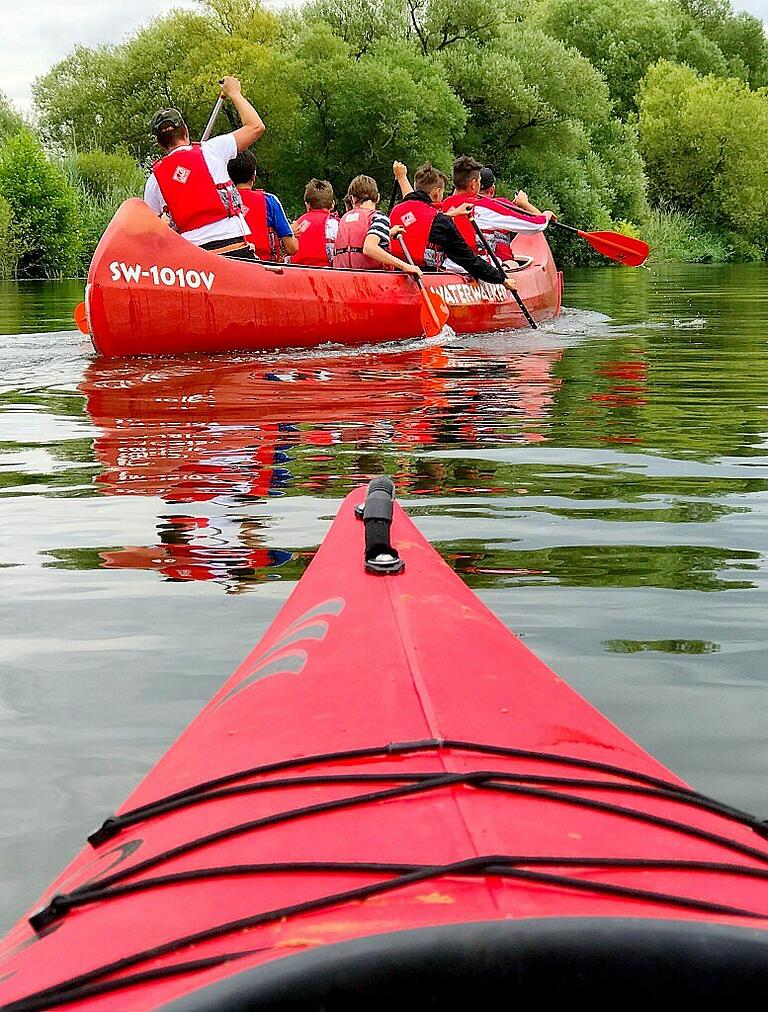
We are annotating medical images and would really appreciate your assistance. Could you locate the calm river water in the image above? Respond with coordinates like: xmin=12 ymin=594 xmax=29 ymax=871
xmin=0 ymin=264 xmax=766 ymax=930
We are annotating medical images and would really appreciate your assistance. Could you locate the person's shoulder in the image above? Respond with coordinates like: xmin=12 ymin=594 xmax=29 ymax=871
xmin=203 ymin=133 xmax=237 ymax=160
xmin=265 ymin=192 xmax=286 ymax=211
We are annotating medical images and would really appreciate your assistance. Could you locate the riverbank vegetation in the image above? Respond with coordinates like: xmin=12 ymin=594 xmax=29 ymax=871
xmin=1 ymin=0 xmax=767 ymax=277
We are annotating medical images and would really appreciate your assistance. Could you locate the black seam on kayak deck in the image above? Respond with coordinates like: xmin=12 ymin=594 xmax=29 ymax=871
xmin=30 ymin=856 xmax=768 ymax=930
xmin=88 ymin=738 xmax=764 ymax=847
xmin=11 ymin=854 xmax=768 ymax=1012
xmin=82 ymin=770 xmax=768 ymax=856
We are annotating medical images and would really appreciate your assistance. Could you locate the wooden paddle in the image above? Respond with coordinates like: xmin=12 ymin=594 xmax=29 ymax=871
xmin=550 ymin=221 xmax=649 ymax=267
xmin=469 ymin=218 xmax=538 ymax=329
xmin=398 ymin=236 xmax=449 ymax=338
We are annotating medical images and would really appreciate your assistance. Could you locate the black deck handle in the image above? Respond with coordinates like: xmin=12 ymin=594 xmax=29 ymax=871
xmin=356 ymin=477 xmax=405 ymax=574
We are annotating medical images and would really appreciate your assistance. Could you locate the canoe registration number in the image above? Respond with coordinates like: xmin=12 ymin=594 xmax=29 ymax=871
xmin=109 ymin=261 xmax=215 ymax=291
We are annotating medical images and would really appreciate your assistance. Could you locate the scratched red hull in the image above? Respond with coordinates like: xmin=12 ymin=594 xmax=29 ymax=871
xmin=83 ymin=199 xmax=562 ymax=357
xmin=1 ymin=489 xmax=768 ymax=1008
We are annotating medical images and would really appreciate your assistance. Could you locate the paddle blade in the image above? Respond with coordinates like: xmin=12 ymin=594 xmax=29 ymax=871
xmin=581 ymin=230 xmax=649 ymax=267
xmin=420 ymin=288 xmax=450 ymax=338
xmin=73 ymin=301 xmax=89 ymax=334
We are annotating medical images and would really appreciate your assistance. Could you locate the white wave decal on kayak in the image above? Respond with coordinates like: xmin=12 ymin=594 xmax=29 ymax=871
xmin=210 ymin=597 xmax=345 ymax=711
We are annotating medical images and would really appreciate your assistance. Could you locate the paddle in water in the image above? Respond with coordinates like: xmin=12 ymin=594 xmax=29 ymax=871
xmin=73 ymin=300 xmax=88 ymax=334
xmin=398 ymin=236 xmax=449 ymax=339
xmin=469 ymin=218 xmax=538 ymax=329
xmin=550 ymin=221 xmax=649 ymax=267
xmin=508 ymin=201 xmax=650 ymax=267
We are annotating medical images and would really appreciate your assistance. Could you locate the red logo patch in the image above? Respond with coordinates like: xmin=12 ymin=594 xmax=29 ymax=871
xmin=172 ymin=166 xmax=191 ymax=184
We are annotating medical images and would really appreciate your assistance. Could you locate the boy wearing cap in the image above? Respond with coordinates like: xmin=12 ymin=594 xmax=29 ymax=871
xmin=144 ymin=76 xmax=265 ymax=260
xmin=476 ymin=167 xmax=551 ymax=266
xmin=389 ymin=161 xmax=517 ymax=291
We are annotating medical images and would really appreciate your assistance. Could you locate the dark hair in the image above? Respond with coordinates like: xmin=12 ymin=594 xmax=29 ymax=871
xmin=228 ymin=150 xmax=258 ymax=185
xmin=452 ymin=154 xmax=482 ymax=191
xmin=346 ymin=174 xmax=379 ymax=206
xmin=414 ymin=162 xmax=448 ymax=193
xmin=304 ymin=178 xmax=335 ymax=210
xmin=157 ymin=124 xmax=188 ymax=150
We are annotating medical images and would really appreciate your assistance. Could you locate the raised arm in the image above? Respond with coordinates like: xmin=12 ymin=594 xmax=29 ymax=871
xmin=220 ymin=76 xmax=265 ymax=152
xmin=393 ymin=161 xmax=414 ymax=198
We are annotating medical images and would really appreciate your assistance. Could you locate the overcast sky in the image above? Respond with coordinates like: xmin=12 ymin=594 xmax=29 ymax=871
xmin=2 ymin=0 xmax=767 ymax=112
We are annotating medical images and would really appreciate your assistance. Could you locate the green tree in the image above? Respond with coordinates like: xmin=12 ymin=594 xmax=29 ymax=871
xmin=680 ymin=0 xmax=768 ymax=87
xmin=531 ymin=0 xmax=734 ymax=117
xmin=637 ymin=61 xmax=768 ymax=246
xmin=0 ymin=91 xmax=25 ymax=142
xmin=0 ymin=131 xmax=80 ymax=277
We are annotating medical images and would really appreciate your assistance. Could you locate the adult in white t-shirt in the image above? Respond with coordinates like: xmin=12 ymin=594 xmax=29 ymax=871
xmin=143 ymin=76 xmax=265 ymax=258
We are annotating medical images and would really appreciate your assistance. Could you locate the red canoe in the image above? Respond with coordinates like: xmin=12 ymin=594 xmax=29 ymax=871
xmin=81 ymin=199 xmax=562 ymax=357
xmin=2 ymin=481 xmax=768 ymax=1008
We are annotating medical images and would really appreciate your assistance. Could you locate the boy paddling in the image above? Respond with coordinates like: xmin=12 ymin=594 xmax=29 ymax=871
xmin=476 ymin=166 xmax=551 ymax=266
xmin=332 ymin=175 xmax=422 ymax=276
xmin=144 ymin=76 xmax=265 ymax=260
xmin=390 ymin=161 xmax=518 ymax=291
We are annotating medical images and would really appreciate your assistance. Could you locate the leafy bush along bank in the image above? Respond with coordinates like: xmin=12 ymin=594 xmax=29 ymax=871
xmin=2 ymin=0 xmax=768 ymax=277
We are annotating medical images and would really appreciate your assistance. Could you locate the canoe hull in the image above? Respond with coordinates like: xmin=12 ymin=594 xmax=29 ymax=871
xmin=85 ymin=199 xmax=562 ymax=357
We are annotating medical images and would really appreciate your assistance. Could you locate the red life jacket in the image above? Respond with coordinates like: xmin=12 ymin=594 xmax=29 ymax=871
xmin=390 ymin=199 xmax=442 ymax=269
xmin=292 ymin=208 xmax=332 ymax=267
xmin=441 ymin=193 xmax=479 ymax=252
xmin=239 ymin=188 xmax=279 ymax=261
xmin=332 ymin=208 xmax=379 ymax=269
xmin=152 ymin=144 xmax=240 ymax=234
xmin=476 ymin=195 xmax=542 ymax=262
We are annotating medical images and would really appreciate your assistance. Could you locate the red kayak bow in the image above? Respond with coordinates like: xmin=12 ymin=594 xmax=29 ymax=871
xmin=1 ymin=479 xmax=767 ymax=1008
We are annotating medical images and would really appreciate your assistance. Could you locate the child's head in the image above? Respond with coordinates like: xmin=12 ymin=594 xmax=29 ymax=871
xmin=452 ymin=155 xmax=482 ymax=195
xmin=346 ymin=174 xmax=380 ymax=207
xmin=304 ymin=178 xmax=335 ymax=210
xmin=227 ymin=150 xmax=258 ymax=187
xmin=414 ymin=162 xmax=449 ymax=204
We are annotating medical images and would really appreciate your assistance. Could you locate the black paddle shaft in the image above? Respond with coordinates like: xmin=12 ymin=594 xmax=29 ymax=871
xmin=470 ymin=218 xmax=538 ymax=330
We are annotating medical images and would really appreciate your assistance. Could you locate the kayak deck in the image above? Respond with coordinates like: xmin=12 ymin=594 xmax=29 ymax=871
xmin=1 ymin=487 xmax=768 ymax=1007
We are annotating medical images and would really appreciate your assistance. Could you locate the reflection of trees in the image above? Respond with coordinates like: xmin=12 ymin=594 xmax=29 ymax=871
xmin=446 ymin=543 xmax=759 ymax=592
xmin=561 ymin=263 xmax=768 ymax=459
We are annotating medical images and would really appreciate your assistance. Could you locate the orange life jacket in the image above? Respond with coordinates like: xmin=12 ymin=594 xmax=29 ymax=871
xmin=239 ymin=188 xmax=279 ymax=261
xmin=152 ymin=144 xmax=240 ymax=234
xmin=332 ymin=208 xmax=379 ymax=269
xmin=441 ymin=193 xmax=479 ymax=253
xmin=292 ymin=208 xmax=332 ymax=267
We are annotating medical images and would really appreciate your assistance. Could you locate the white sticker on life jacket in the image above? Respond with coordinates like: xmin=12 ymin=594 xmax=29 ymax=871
xmin=346 ymin=212 xmax=359 ymax=222
xmin=402 ymin=212 xmax=416 ymax=226
xmin=173 ymin=166 xmax=191 ymax=184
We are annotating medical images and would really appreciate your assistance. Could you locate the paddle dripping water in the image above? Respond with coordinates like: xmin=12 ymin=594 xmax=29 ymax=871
xmin=1 ymin=480 xmax=768 ymax=1008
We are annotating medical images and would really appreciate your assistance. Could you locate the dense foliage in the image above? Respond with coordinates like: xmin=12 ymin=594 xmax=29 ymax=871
xmin=1 ymin=0 xmax=767 ymax=275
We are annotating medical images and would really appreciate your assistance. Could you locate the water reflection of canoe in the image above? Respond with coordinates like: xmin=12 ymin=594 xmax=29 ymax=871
xmin=2 ymin=484 xmax=767 ymax=1008
xmin=79 ymin=347 xmax=563 ymax=590
xmin=83 ymin=199 xmax=562 ymax=357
